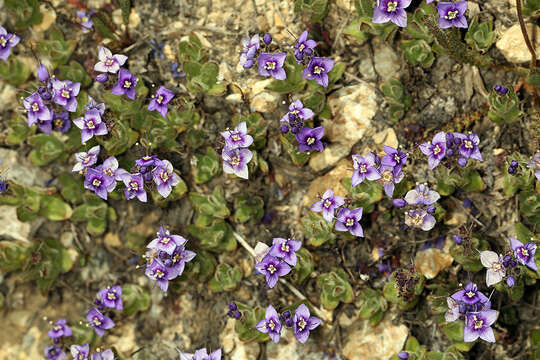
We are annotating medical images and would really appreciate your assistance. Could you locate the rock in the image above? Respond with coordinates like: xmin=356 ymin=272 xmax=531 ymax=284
xmin=309 ymin=142 xmax=351 ymax=171
xmin=373 ymin=41 xmax=401 ymax=80
xmin=108 ymin=322 xmax=138 ymax=355
xmin=33 ymin=4 xmax=56 ymax=32
xmin=220 ymin=318 xmax=260 ymax=360
xmin=0 ymin=148 xmax=50 ymax=187
xmin=372 ymin=128 xmax=399 ymax=150
xmin=303 ymin=158 xmax=352 ymax=207
xmin=104 ymin=232 xmax=122 ymax=248
xmin=496 ymin=24 xmax=540 ymax=63
xmin=325 ymin=82 xmax=379 ymax=147
xmin=415 ymin=248 xmax=453 ymax=279
xmin=246 ymin=79 xmax=281 ymax=113
xmin=359 ymin=56 xmax=377 ymax=81
xmin=342 ymin=319 xmax=408 ymax=360
xmin=266 ymin=327 xmax=325 ymax=360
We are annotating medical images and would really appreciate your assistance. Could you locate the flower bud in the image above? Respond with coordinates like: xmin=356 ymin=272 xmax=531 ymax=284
xmin=37 ymin=63 xmax=50 ymax=82
xmin=452 ymin=235 xmax=462 ymax=245
xmin=457 ymin=157 xmax=468 ymax=167
xmin=279 ymin=123 xmax=289 ymax=134
xmin=426 ymin=205 xmax=436 ymax=214
xmin=263 ymin=33 xmax=272 ymax=45
xmin=392 ymin=199 xmax=406 ymax=208
xmin=228 ymin=301 xmax=237 ymax=311
xmin=96 ymin=73 xmax=109 ymax=83
xmin=506 ymin=276 xmax=515 ymax=288
xmin=398 ymin=352 xmax=409 ymax=360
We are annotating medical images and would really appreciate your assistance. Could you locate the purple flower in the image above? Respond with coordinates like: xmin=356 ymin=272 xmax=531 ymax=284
xmin=381 ymin=145 xmax=408 ymax=169
xmin=420 ymin=131 xmax=447 ymax=169
xmin=404 ymin=184 xmax=440 ymax=205
xmin=77 ymin=10 xmax=94 ymax=29
xmin=170 ymin=246 xmax=196 ymax=275
xmin=351 ymin=153 xmax=381 ymax=186
xmin=240 ymin=34 xmax=260 ymax=69
xmin=85 ymin=96 xmax=106 ymax=116
xmin=0 ymin=26 xmax=20 ymax=61
xmin=112 ymin=68 xmax=138 ymax=99
xmin=294 ymin=30 xmax=317 ymax=63
xmin=263 ymin=33 xmax=272 ymax=45
xmin=97 ymin=285 xmax=123 ymax=310
xmin=70 ymin=344 xmax=90 ymax=360
xmin=90 ymin=349 xmax=114 ymax=360
xmin=222 ymin=147 xmax=253 ymax=179
xmin=37 ymin=118 xmax=53 ymax=134
xmin=393 ymin=198 xmax=406 ymax=208
xmin=73 ymin=109 xmax=108 ymax=143
xmin=444 ymin=297 xmax=460 ymax=322
xmin=451 ymin=282 xmax=490 ymax=306
xmin=96 ymin=156 xmax=121 ymax=181
xmin=437 ymin=1 xmax=468 ymax=29
xmin=51 ymin=79 xmax=80 ymax=112
xmin=510 ymin=237 xmax=537 ymax=271
xmin=180 ymin=348 xmax=222 ymax=360
xmin=256 ymin=305 xmax=282 ymax=343
xmin=453 ymin=132 xmax=482 ymax=162
xmin=463 ymin=310 xmax=498 ymax=343
xmin=397 ymin=352 xmax=409 ymax=360
xmin=372 ymin=0 xmax=412 ymax=28
xmin=292 ymin=304 xmax=321 ymax=343
xmin=296 ymin=126 xmax=324 ymax=152
xmin=52 ymin=112 xmax=71 ymax=133
xmin=96 ymin=73 xmax=108 ymax=82
xmin=269 ymin=238 xmax=302 ymax=266
xmin=136 ymin=155 xmax=161 ymax=168
xmin=335 ymin=207 xmax=364 ymax=237
xmin=152 ymin=159 xmax=181 ymax=198
xmin=280 ymin=99 xmax=314 ymax=133
xmin=302 ymin=57 xmax=334 ymax=87
xmin=86 ymin=308 xmax=115 ymax=337
xmin=72 ymin=145 xmax=100 ymax=172
xmin=452 ymin=235 xmax=463 ymax=245
xmin=47 ymin=318 xmax=73 ymax=340
xmin=145 ymin=258 xmax=179 ymax=292
xmin=255 ymin=255 xmax=291 ymax=288
xmin=45 ymin=345 xmax=66 ymax=360
xmin=480 ymin=251 xmax=506 ymax=287
xmin=404 ymin=209 xmax=436 ymax=231
xmin=84 ymin=168 xmax=116 ymax=200
xmin=506 ymin=276 xmax=515 ymax=288
xmin=379 ymin=165 xmax=404 ymax=198
xmin=37 ymin=63 xmax=50 ymax=82
xmin=23 ymin=92 xmax=53 ymax=126
xmin=258 ymin=52 xmax=287 ymax=80
xmin=310 ymin=189 xmax=345 ymax=222
xmin=120 ymin=172 xmax=147 ymax=202
xmin=94 ymin=46 xmax=128 ymax=74
xmin=220 ymin=121 xmax=253 ymax=149
xmin=148 ymin=86 xmax=174 ymax=118
xmin=528 ymin=153 xmax=540 ymax=181
xmin=147 ymin=226 xmax=187 ymax=255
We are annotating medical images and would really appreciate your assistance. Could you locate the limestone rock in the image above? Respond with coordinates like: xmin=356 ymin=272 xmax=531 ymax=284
xmin=309 ymin=142 xmax=351 ymax=172
xmin=415 ymin=248 xmax=453 ymax=279
xmin=303 ymin=158 xmax=353 ymax=207
xmin=373 ymin=42 xmax=401 ymax=80
xmin=220 ymin=318 xmax=260 ymax=360
xmin=496 ymin=24 xmax=540 ymax=63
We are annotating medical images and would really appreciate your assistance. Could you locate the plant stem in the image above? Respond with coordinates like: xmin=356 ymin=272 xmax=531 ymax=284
xmin=516 ymin=0 xmax=537 ymax=69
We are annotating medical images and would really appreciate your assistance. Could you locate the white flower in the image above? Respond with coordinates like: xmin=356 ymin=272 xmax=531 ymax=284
xmin=480 ymin=250 xmax=505 ymax=287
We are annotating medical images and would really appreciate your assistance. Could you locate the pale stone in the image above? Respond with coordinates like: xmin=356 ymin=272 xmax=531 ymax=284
xmin=342 ymin=320 xmax=408 ymax=360
xmin=415 ymin=248 xmax=454 ymax=279
xmin=373 ymin=42 xmax=401 ymax=80
xmin=445 ymin=209 xmax=468 ymax=226
xmin=104 ymin=232 xmax=122 ymax=248
xmin=128 ymin=9 xmax=141 ymax=30
xmin=226 ymin=93 xmax=244 ymax=104
xmin=250 ymin=91 xmax=280 ymax=112
xmin=309 ymin=142 xmax=351 ymax=171
xmin=496 ymin=24 xmax=540 ymax=63
xmin=220 ymin=318 xmax=260 ymax=360
xmin=372 ymin=128 xmax=399 ymax=149
xmin=303 ymin=158 xmax=352 ymax=207
xmin=33 ymin=4 xmax=56 ymax=32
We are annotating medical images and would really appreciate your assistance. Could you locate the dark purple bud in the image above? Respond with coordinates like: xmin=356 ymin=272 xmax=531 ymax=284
xmin=508 ymin=166 xmax=517 ymax=175
xmin=446 ymin=149 xmax=454 ymax=157
xmin=453 ymin=137 xmax=462 ymax=145
xmin=463 ymin=199 xmax=473 ymax=209
xmin=392 ymin=199 xmax=406 ymax=208
xmin=282 ymin=310 xmax=291 ymax=319
xmin=143 ymin=172 xmax=153 ymax=182
xmin=290 ymin=126 xmax=300 ymax=134
xmin=494 ymin=85 xmax=508 ymax=95
xmin=452 ymin=235 xmax=462 ymax=245
xmin=280 ymin=123 xmax=289 ymax=133
xmin=426 ymin=205 xmax=436 ymax=214
xmin=37 ymin=63 xmax=49 ymax=82
xmin=510 ymin=160 xmax=518 ymax=167
xmin=0 ymin=179 xmax=7 ymax=194
xmin=38 ymin=87 xmax=52 ymax=101
xmin=227 ymin=310 xmax=233 ymax=317
xmin=494 ymin=85 xmax=501 ymax=92
xmin=96 ymin=73 xmax=109 ymax=83
xmin=457 ymin=157 xmax=468 ymax=167
xmin=398 ymin=352 xmax=409 ymax=360
xmin=506 ymin=276 xmax=515 ymax=288
xmin=285 ymin=318 xmax=293 ymax=327
xmin=228 ymin=302 xmax=237 ymax=311
xmin=233 ymin=310 xmax=242 ymax=319
xmin=398 ymin=222 xmax=409 ymax=231
xmin=263 ymin=33 xmax=272 ymax=45
xmin=377 ymin=263 xmax=389 ymax=273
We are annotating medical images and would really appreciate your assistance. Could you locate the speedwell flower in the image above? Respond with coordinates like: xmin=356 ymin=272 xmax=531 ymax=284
xmin=335 ymin=207 xmax=364 ymax=237
xmin=256 ymin=305 xmax=282 ymax=343
xmin=302 ymin=57 xmax=334 ymax=87
xmin=463 ymin=310 xmax=498 ymax=343
xmin=372 ymin=0 xmax=412 ymax=28
xmin=258 ymin=52 xmax=287 ymax=80
xmin=73 ymin=109 xmax=108 ymax=143
xmin=255 ymin=255 xmax=291 ymax=288
xmin=352 ymin=153 xmax=381 ymax=186
xmin=509 ymin=237 xmax=537 ymax=271
xmin=72 ymin=145 xmax=101 ymax=173
xmin=220 ymin=121 xmax=253 ymax=149
xmin=269 ymin=238 xmax=302 ymax=266
xmin=480 ymin=250 xmax=506 ymax=287
xmin=86 ymin=308 xmax=115 ymax=337
xmin=94 ymin=45 xmax=128 ymax=74
xmin=97 ymin=286 xmax=123 ymax=311
xmin=112 ymin=68 xmax=138 ymax=99
xmin=292 ymin=304 xmax=321 ymax=343
xmin=222 ymin=147 xmax=253 ymax=179
xmin=310 ymin=189 xmax=345 ymax=222
xmin=437 ymin=1 xmax=468 ymax=29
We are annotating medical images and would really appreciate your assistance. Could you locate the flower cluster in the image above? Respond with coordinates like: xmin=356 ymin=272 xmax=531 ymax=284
xmin=220 ymin=121 xmax=254 ymax=179
xmin=0 ymin=26 xmax=19 ymax=61
xmin=179 ymin=347 xmax=221 ymax=360
xmin=279 ymin=99 xmax=325 ymax=153
xmin=420 ymin=131 xmax=483 ymax=170
xmin=240 ymin=30 xmax=334 ymax=87
xmin=144 ymin=226 xmax=196 ymax=292
xmin=255 ymin=238 xmax=302 ymax=288
xmin=445 ymin=281 xmax=498 ymax=343
xmin=393 ymin=184 xmax=440 ymax=231
xmin=311 ymin=189 xmax=365 ymax=237
xmin=74 ymin=96 xmax=108 ymax=143
xmin=256 ymin=304 xmax=321 ymax=343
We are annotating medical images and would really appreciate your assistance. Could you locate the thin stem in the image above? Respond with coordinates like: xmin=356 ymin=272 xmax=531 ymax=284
xmin=516 ymin=0 xmax=537 ymax=69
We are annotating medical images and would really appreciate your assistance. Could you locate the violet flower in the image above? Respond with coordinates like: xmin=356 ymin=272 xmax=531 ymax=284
xmin=86 ymin=308 xmax=115 ymax=337
xmin=45 ymin=345 xmax=66 ymax=360
xmin=96 ymin=156 xmax=121 ymax=181
xmin=73 ymin=109 xmax=108 ymax=143
xmin=280 ymin=99 xmax=314 ymax=133
xmin=112 ymin=68 xmax=138 ymax=99
xmin=240 ymin=34 xmax=260 ymax=69
xmin=480 ymin=250 xmax=506 ymax=287
xmin=170 ymin=246 xmax=196 ymax=275
xmin=0 ymin=26 xmax=20 ymax=61
xmin=335 ymin=207 xmax=364 ymax=237
xmin=303 ymin=57 xmax=334 ymax=87
xmin=404 ymin=209 xmax=436 ymax=231
xmin=77 ymin=10 xmax=94 ymax=29
xmin=94 ymin=46 xmax=128 ymax=74
xmin=179 ymin=348 xmax=222 ymax=360
xmin=147 ymin=226 xmax=187 ymax=255
xmin=419 ymin=131 xmax=447 ymax=169
xmin=97 ymin=285 xmax=123 ymax=310
xmin=120 ymin=172 xmax=147 ymax=202
xmin=84 ymin=168 xmax=116 ymax=200
xmin=269 ymin=238 xmax=302 ymax=266
xmin=222 ymin=147 xmax=253 ymax=179
xmin=292 ymin=304 xmax=321 ymax=343
xmin=85 ymin=96 xmax=106 ymax=116
xmin=437 ymin=1 xmax=468 ymax=29
xmin=220 ymin=121 xmax=253 ymax=149
xmin=296 ymin=126 xmax=324 ymax=152
xmin=90 ymin=349 xmax=114 ymax=360
xmin=256 ymin=305 xmax=282 ymax=343
xmin=37 ymin=118 xmax=53 ymax=134
xmin=310 ymin=189 xmax=345 ymax=222
xmin=509 ymin=237 xmax=538 ymax=271
xmin=381 ymin=145 xmax=408 ymax=169
xmin=152 ymin=159 xmax=181 ymax=198
xmin=451 ymin=282 xmax=490 ymax=307
xmin=47 ymin=318 xmax=72 ymax=340
xmin=351 ymin=153 xmax=381 ymax=186
xmin=51 ymin=79 xmax=80 ymax=112
xmin=70 ymin=344 xmax=90 ymax=360
xmin=404 ymin=184 xmax=440 ymax=205
xmin=379 ymin=165 xmax=404 ymax=198
xmin=528 ymin=153 xmax=540 ymax=181
xmin=255 ymin=255 xmax=291 ymax=288
xmin=463 ymin=310 xmax=498 ymax=343
xmin=372 ymin=0 xmax=412 ymax=28
xmin=72 ymin=145 xmax=100 ymax=173
xmin=294 ymin=30 xmax=317 ymax=63
xmin=145 ymin=258 xmax=179 ymax=292
xmin=52 ymin=112 xmax=71 ymax=133
xmin=148 ymin=86 xmax=174 ymax=118
xmin=23 ymin=92 xmax=52 ymax=127
xmin=258 ymin=52 xmax=287 ymax=80
xmin=453 ymin=132 xmax=482 ymax=163
xmin=37 ymin=63 xmax=50 ymax=82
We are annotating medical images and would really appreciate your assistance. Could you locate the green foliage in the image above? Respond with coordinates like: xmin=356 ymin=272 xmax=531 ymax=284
xmin=382 ymin=271 xmax=425 ymax=310
xmin=59 ymin=61 xmax=92 ymax=88
xmin=0 ymin=241 xmax=30 ymax=272
xmin=120 ymin=0 xmax=132 ymax=25
xmin=93 ymin=12 xmax=117 ymax=40
xmin=5 ymin=0 xmax=42 ymax=29
xmin=182 ymin=250 xmax=217 ymax=281
xmin=520 ymin=189 xmax=540 ymax=223
xmin=193 ymin=147 xmax=221 ymax=184
xmin=290 ymin=248 xmax=315 ymax=284
xmin=435 ymin=167 xmax=485 ymax=196
xmin=515 ymin=222 xmax=535 ymax=243
xmin=234 ymin=302 xmax=269 ymax=342
xmin=380 ymin=78 xmax=412 ymax=122
xmin=356 ymin=288 xmax=387 ymax=326
xmin=266 ymin=55 xmax=307 ymax=94
xmin=317 ymin=268 xmax=354 ymax=309
xmin=401 ymin=39 xmax=435 ymax=68
xmin=187 ymin=214 xmax=237 ymax=252
xmin=233 ymin=195 xmax=264 ymax=223
xmin=178 ymin=33 xmax=204 ymax=63
xmin=71 ymin=322 xmax=96 ymax=347
xmin=152 ymin=172 xmax=188 ymax=205
xmin=28 ymin=133 xmax=64 ymax=166
xmin=39 ymin=195 xmax=73 ymax=221
xmin=403 ymin=336 xmax=427 ymax=360
xmin=96 ymin=118 xmax=138 ymax=155
xmin=189 ymin=186 xmax=230 ymax=219
xmin=406 ymin=2 xmax=437 ymax=42
xmin=441 ymin=320 xmax=474 ymax=352
xmin=465 ymin=18 xmax=495 ymax=53
xmin=208 ymin=263 xmax=242 ymax=292
xmin=449 ymin=237 xmax=488 ymax=272
xmin=523 ymin=0 xmax=540 ymax=17
xmin=0 ymin=56 xmax=32 ymax=85
xmin=6 ymin=115 xmax=31 ymax=145
xmin=280 ymin=133 xmax=310 ymax=166
xmin=122 ymin=284 xmax=151 ymax=316
xmin=488 ymin=86 xmax=522 ymax=124
xmin=71 ymin=195 xmax=110 ymax=236
xmin=302 ymin=211 xmax=337 ymax=247
xmin=294 ymin=0 xmax=331 ymax=22
xmin=58 ymin=173 xmax=84 ymax=204
xmin=37 ymin=27 xmax=76 ymax=67
xmin=353 ymin=0 xmax=398 ymax=41
xmin=530 ymin=329 xmax=540 ymax=360
xmin=342 ymin=177 xmax=384 ymax=213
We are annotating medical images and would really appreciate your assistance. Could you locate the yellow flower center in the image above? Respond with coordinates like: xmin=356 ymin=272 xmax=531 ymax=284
xmin=387 ymin=1 xmax=398 ymax=12
xmin=156 ymin=95 xmax=164 ymax=104
xmin=466 ymin=291 xmax=475 ymax=298
xmin=32 ymin=102 xmax=40 ymax=112
xmin=433 ymin=145 xmax=442 ymax=155
xmin=130 ymin=181 xmax=139 ymax=191
xmin=445 ymin=10 xmax=459 ymax=20
xmin=474 ymin=320 xmax=483 ymax=329
xmin=298 ymin=318 xmax=307 ymax=330
xmin=61 ymin=89 xmax=70 ymax=98
xmin=106 ymin=58 xmax=114 ymax=66
xmin=359 ymin=164 xmax=367 ymax=173
xmin=313 ymin=66 xmax=324 ymax=75
xmin=521 ymin=248 xmax=529 ymax=257
xmin=161 ymin=236 xmax=171 ymax=244
xmin=306 ymin=137 xmax=315 ymax=145
xmin=267 ymin=264 xmax=277 ymax=274
xmin=92 ymin=179 xmax=101 ymax=187
xmin=232 ymin=134 xmax=241 ymax=141
xmin=299 ymin=44 xmax=305 ymax=52
xmin=123 ymin=80 xmax=132 ymax=88
xmin=87 ymin=120 xmax=95 ymax=129
xmin=92 ymin=317 xmax=102 ymax=326
xmin=82 ymin=156 xmax=92 ymax=164
xmin=82 ymin=16 xmax=89 ymax=23
xmin=160 ymin=171 xmax=169 ymax=182
xmin=155 ymin=269 xmax=165 ymax=278
xmin=323 ymin=199 xmax=332 ymax=208
xmin=346 ymin=218 xmax=354 ymax=226
xmin=231 ymin=156 xmax=240 ymax=166
xmin=464 ymin=140 xmax=473 ymax=149
xmin=281 ymin=242 xmax=290 ymax=252
xmin=382 ymin=171 xmax=393 ymax=183
xmin=265 ymin=61 xmax=276 ymax=70
xmin=107 ymin=293 xmax=116 ymax=300
xmin=53 ymin=325 xmax=62 ymax=331
xmin=0 ymin=36 xmax=6 ymax=47
xmin=268 ymin=320 xmax=276 ymax=330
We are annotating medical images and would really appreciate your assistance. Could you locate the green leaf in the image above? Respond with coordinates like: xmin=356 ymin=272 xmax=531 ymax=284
xmin=514 ymin=223 xmax=534 ymax=243
xmin=193 ymin=147 xmax=221 ymax=184
xmin=58 ymin=173 xmax=84 ymax=204
xmin=6 ymin=115 xmax=31 ymax=145
xmin=58 ymin=61 xmax=92 ymax=88
xmin=343 ymin=18 xmax=369 ymax=43
xmin=0 ymin=57 xmax=32 ymax=85
xmin=400 ymin=39 xmax=435 ymax=68
xmin=357 ymin=288 xmax=388 ymax=322
xmin=233 ymin=195 xmax=264 ymax=223
xmin=488 ymin=86 xmax=522 ymax=124
xmin=5 ymin=0 xmax=42 ymax=29
xmin=266 ymin=55 xmax=306 ymax=94
xmin=93 ymin=12 xmax=117 ymax=40
xmin=37 ymin=27 xmax=76 ymax=67
xmin=187 ymin=214 xmax=236 ymax=253
xmin=449 ymin=237 xmax=487 ymax=272
xmin=234 ymin=303 xmax=269 ymax=342
xmin=442 ymin=321 xmax=474 ymax=352
xmin=182 ymin=250 xmax=216 ymax=281
xmin=280 ymin=133 xmax=309 ymax=166
xmin=39 ymin=195 xmax=73 ymax=221
xmin=0 ymin=241 xmax=30 ymax=272
xmin=188 ymin=187 xmax=230 ymax=219
xmin=302 ymin=211 xmax=337 ymax=247
xmin=120 ymin=0 xmax=131 ymax=25
xmin=96 ymin=119 xmax=138 ymax=156
xmin=318 ymin=268 xmax=354 ymax=309
xmin=208 ymin=263 xmax=242 ymax=292
xmin=28 ymin=134 xmax=64 ymax=166
xmin=290 ymin=248 xmax=314 ymax=285
xmin=122 ymin=284 xmax=151 ymax=316
xmin=294 ymin=0 xmax=331 ymax=22
xmin=87 ymin=218 xmax=107 ymax=236
xmin=465 ymin=17 xmax=495 ymax=53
